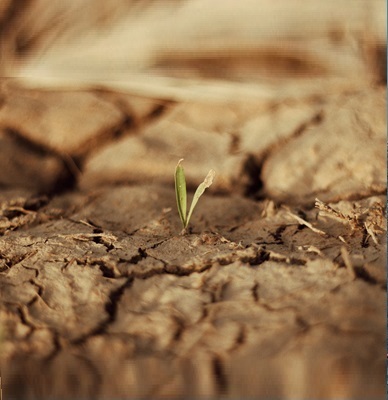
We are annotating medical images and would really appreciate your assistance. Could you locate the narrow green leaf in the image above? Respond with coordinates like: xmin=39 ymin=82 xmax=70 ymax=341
xmin=175 ymin=159 xmax=187 ymax=228
xmin=186 ymin=169 xmax=215 ymax=228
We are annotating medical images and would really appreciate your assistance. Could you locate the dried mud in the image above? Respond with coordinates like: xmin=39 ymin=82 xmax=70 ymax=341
xmin=0 ymin=1 xmax=386 ymax=399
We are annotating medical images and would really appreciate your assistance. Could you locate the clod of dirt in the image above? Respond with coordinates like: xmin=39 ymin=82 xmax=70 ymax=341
xmin=0 ymin=83 xmax=126 ymax=156
xmin=79 ymin=103 xmax=250 ymax=192
xmin=91 ymin=89 xmax=172 ymax=125
xmin=0 ymin=129 xmax=66 ymax=192
xmin=262 ymin=88 xmax=386 ymax=203
xmin=239 ymin=101 xmax=320 ymax=156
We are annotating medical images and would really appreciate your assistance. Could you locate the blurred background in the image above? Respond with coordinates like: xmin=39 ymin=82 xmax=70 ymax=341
xmin=0 ymin=0 xmax=386 ymax=95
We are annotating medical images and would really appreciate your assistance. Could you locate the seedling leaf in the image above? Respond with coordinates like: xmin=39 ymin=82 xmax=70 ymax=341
xmin=186 ymin=169 xmax=215 ymax=227
xmin=175 ymin=159 xmax=187 ymax=228
xmin=175 ymin=160 xmax=215 ymax=231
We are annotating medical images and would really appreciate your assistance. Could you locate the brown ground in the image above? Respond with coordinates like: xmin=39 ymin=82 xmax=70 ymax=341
xmin=0 ymin=1 xmax=386 ymax=399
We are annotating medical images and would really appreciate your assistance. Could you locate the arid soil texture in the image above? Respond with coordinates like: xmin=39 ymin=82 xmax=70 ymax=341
xmin=0 ymin=1 xmax=386 ymax=399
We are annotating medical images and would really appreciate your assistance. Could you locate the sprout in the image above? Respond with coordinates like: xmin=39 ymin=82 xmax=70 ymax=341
xmin=175 ymin=159 xmax=215 ymax=233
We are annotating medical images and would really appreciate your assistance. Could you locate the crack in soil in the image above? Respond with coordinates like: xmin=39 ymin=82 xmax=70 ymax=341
xmin=4 ymin=128 xmax=77 ymax=194
xmin=172 ymin=315 xmax=185 ymax=342
xmin=212 ymin=355 xmax=228 ymax=395
xmin=230 ymin=325 xmax=247 ymax=352
xmin=243 ymin=110 xmax=324 ymax=199
xmin=125 ymin=247 xmax=148 ymax=265
xmin=0 ymin=251 xmax=31 ymax=270
xmin=16 ymin=305 xmax=36 ymax=339
xmin=251 ymin=282 xmax=259 ymax=302
xmin=212 ymin=245 xmax=307 ymax=269
xmin=270 ymin=225 xmax=287 ymax=244
xmin=90 ymin=259 xmax=118 ymax=279
xmin=353 ymin=265 xmax=383 ymax=287
xmin=240 ymin=249 xmax=271 ymax=266
xmin=27 ymin=278 xmax=43 ymax=297
xmin=42 ymin=329 xmax=63 ymax=362
xmin=71 ymin=276 xmax=134 ymax=345
xmin=90 ymin=232 xmax=116 ymax=252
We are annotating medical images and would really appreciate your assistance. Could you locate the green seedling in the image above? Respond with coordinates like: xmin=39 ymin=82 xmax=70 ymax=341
xmin=175 ymin=159 xmax=215 ymax=233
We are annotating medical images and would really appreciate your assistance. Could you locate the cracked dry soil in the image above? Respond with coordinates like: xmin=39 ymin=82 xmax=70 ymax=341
xmin=0 ymin=80 xmax=385 ymax=400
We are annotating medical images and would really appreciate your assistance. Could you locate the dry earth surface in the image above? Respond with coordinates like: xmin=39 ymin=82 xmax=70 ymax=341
xmin=0 ymin=1 xmax=386 ymax=399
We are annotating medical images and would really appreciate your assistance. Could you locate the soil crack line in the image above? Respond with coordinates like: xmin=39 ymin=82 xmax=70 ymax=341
xmin=71 ymin=277 xmax=134 ymax=345
xmin=251 ymin=282 xmax=259 ymax=302
xmin=230 ymin=326 xmax=247 ymax=352
xmin=212 ymin=355 xmax=228 ymax=395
